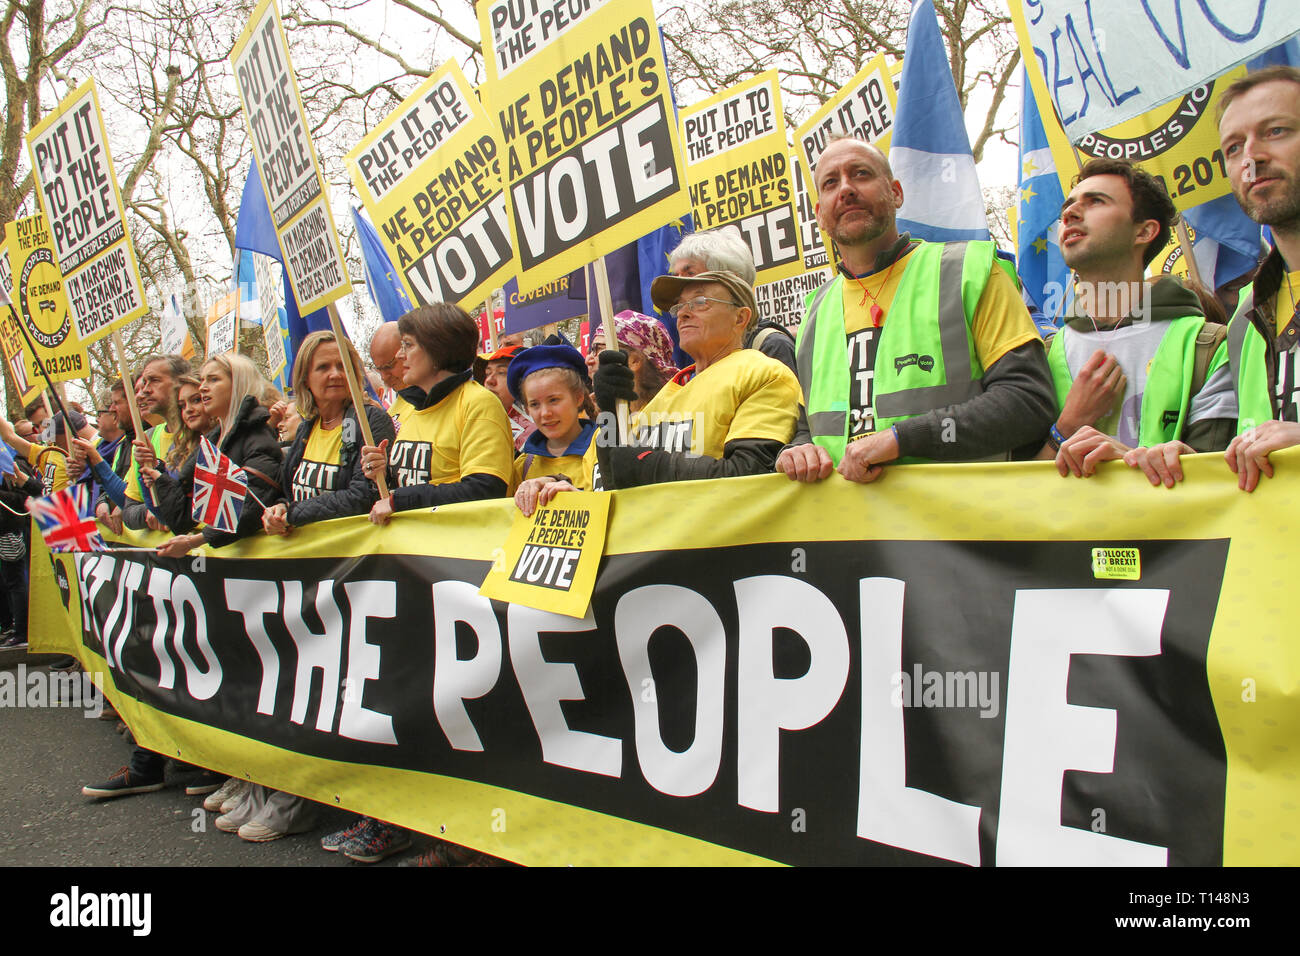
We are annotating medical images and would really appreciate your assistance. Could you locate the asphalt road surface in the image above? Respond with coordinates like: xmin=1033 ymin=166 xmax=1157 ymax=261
xmin=0 ymin=659 xmax=439 ymax=867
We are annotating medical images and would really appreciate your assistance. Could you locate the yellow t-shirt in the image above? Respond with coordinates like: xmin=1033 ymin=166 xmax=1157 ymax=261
xmin=388 ymin=381 xmax=513 ymax=488
xmin=124 ymin=425 xmax=176 ymax=502
xmin=291 ymin=421 xmax=345 ymax=502
xmin=510 ymin=423 xmax=598 ymax=493
xmin=1274 ymin=268 xmax=1300 ymax=337
xmin=629 ymin=348 xmax=800 ymax=459
xmin=839 ymin=249 xmax=1038 ymax=438
xmin=26 ymin=443 xmax=69 ymax=494
xmin=387 ymin=393 xmax=416 ymax=437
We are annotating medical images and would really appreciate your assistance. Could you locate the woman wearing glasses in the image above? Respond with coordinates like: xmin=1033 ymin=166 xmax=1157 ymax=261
xmin=587 ymin=270 xmax=801 ymax=489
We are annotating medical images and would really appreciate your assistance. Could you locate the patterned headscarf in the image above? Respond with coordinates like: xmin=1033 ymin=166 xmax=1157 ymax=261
xmin=593 ymin=311 xmax=678 ymax=377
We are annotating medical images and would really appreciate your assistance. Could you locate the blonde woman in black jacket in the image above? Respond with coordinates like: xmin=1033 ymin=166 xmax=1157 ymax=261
xmin=146 ymin=354 xmax=282 ymax=556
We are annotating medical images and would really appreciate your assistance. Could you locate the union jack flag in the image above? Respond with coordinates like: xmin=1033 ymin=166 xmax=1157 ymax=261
xmin=27 ymin=484 xmax=103 ymax=552
xmin=192 ymin=436 xmax=248 ymax=532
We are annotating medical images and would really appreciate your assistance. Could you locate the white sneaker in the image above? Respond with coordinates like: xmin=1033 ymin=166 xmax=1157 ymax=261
xmin=215 ymin=793 xmax=258 ymax=833
xmin=204 ymin=777 xmax=248 ymax=813
xmin=237 ymin=820 xmax=286 ymax=843
xmin=220 ymin=785 xmax=252 ymax=815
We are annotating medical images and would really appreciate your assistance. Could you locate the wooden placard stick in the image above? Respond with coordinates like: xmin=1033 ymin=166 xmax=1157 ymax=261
xmin=326 ymin=302 xmax=389 ymax=499
xmin=110 ymin=329 xmax=147 ymax=440
xmin=6 ymin=302 xmax=71 ymax=423
xmin=108 ymin=327 xmax=156 ymax=505
xmin=590 ymin=256 xmax=629 ymax=443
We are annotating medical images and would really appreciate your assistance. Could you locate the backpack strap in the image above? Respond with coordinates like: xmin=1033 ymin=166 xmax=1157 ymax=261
xmin=1191 ymin=321 xmax=1228 ymax=398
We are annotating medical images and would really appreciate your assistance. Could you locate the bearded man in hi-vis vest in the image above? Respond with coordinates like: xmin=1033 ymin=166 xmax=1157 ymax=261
xmin=1218 ymin=65 xmax=1300 ymax=492
xmin=776 ymin=136 xmax=1055 ymax=484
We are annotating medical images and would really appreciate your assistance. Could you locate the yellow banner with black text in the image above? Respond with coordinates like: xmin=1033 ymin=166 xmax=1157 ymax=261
xmin=28 ymin=453 xmax=1299 ymax=866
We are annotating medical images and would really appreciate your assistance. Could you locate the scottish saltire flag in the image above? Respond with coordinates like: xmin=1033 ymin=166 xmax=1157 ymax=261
xmin=234 ymin=249 xmax=262 ymax=326
xmin=192 ymin=436 xmax=248 ymax=533
xmin=27 ymin=485 xmax=102 ymax=553
xmin=0 ymin=438 xmax=16 ymax=477
xmin=1017 ymin=69 xmax=1070 ymax=329
xmin=352 ymin=207 xmax=413 ymax=324
xmin=890 ymin=0 xmax=990 ymax=242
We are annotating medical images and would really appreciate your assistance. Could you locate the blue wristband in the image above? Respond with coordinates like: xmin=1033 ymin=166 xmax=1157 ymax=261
xmin=1048 ymin=423 xmax=1067 ymax=451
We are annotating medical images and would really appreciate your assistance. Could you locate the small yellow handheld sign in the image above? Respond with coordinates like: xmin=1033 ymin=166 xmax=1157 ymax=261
xmin=480 ymin=491 xmax=611 ymax=619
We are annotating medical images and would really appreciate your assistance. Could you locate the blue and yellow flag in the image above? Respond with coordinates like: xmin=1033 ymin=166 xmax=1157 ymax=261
xmin=1016 ymin=68 xmax=1069 ymax=333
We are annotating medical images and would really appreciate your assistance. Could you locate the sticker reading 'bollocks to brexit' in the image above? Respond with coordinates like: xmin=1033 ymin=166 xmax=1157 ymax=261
xmin=1092 ymin=547 xmax=1141 ymax=580
xmin=25 ymin=79 xmax=148 ymax=344
xmin=480 ymin=491 xmax=611 ymax=619
xmin=345 ymin=60 xmax=516 ymax=311
xmin=477 ymin=0 xmax=690 ymax=291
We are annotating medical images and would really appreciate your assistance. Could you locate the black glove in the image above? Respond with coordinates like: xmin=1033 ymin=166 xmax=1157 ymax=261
xmin=593 ymin=350 xmax=636 ymax=411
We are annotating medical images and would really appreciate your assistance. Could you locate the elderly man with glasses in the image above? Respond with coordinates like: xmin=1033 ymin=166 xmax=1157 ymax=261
xmin=589 ymin=269 xmax=801 ymax=488
xmin=368 ymin=320 xmax=415 ymax=433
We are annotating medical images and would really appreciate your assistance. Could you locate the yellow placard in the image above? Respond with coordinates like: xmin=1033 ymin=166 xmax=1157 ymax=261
xmin=1009 ymin=2 xmax=1242 ymax=212
xmin=680 ymin=72 xmax=804 ymax=286
xmin=793 ymin=53 xmax=898 ymax=269
xmin=794 ymin=53 xmax=897 ymax=191
xmin=0 ymin=241 xmax=40 ymax=403
xmin=1151 ymin=220 xmax=1194 ymax=279
xmin=0 ymin=314 xmax=41 ymax=407
xmin=4 ymin=215 xmax=89 ymax=388
xmin=478 ymin=0 xmax=690 ymax=291
xmin=25 ymin=79 xmax=149 ymax=344
xmin=479 ymin=490 xmax=610 ymax=618
xmin=230 ymin=0 xmax=350 ymax=314
xmin=750 ymin=153 xmax=833 ymax=334
xmin=345 ymin=60 xmax=516 ymax=311
xmin=205 ymin=290 xmax=239 ymax=357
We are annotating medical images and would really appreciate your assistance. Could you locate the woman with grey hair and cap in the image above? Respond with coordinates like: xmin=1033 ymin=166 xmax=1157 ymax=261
xmin=668 ymin=226 xmax=797 ymax=373
xmin=588 ymin=269 xmax=801 ymax=489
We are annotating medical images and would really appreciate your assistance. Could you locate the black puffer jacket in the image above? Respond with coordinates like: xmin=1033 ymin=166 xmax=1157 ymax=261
xmin=0 ymin=461 xmax=42 ymax=535
xmin=152 ymin=396 xmax=283 ymax=548
xmin=278 ymin=402 xmax=395 ymax=526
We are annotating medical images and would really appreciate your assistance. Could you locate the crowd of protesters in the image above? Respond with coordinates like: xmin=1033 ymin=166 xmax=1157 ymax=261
xmin=3 ymin=65 xmax=1300 ymax=865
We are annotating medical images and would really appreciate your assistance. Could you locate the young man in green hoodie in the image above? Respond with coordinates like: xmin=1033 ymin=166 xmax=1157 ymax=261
xmin=1042 ymin=158 xmax=1237 ymax=483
